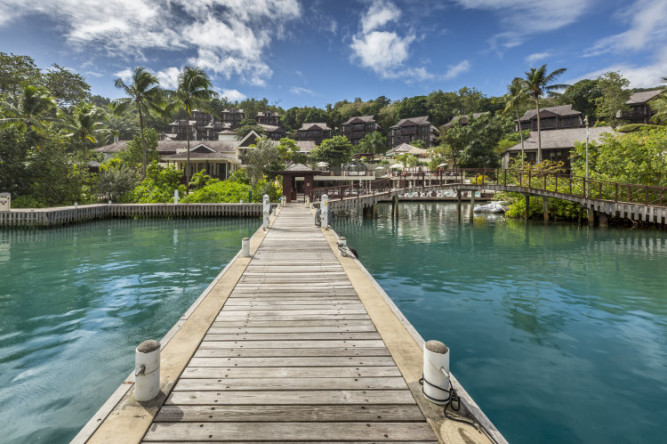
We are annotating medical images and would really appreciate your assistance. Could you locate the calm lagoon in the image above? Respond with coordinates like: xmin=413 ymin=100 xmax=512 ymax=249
xmin=0 ymin=218 xmax=258 ymax=443
xmin=334 ymin=202 xmax=667 ymax=444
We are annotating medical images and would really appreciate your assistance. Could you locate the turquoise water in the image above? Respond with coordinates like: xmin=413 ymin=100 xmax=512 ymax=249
xmin=0 ymin=218 xmax=258 ymax=443
xmin=334 ymin=202 xmax=667 ymax=444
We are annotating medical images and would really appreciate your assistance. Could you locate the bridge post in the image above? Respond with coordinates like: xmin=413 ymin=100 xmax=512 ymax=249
xmin=469 ymin=190 xmax=475 ymax=218
xmin=578 ymin=207 xmax=583 ymax=226
xmin=543 ymin=197 xmax=549 ymax=222
xmin=457 ymin=189 xmax=462 ymax=218
xmin=391 ymin=195 xmax=399 ymax=219
xmin=598 ymin=212 xmax=609 ymax=228
xmin=525 ymin=194 xmax=530 ymax=220
xmin=587 ymin=208 xmax=595 ymax=227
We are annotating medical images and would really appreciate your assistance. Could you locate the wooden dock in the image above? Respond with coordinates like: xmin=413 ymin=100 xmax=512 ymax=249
xmin=78 ymin=204 xmax=500 ymax=443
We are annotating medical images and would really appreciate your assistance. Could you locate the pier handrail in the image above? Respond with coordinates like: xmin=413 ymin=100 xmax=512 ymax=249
xmin=313 ymin=168 xmax=666 ymax=208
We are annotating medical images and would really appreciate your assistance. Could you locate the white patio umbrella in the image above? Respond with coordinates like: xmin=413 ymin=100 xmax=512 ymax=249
xmin=390 ymin=163 xmax=404 ymax=169
xmin=316 ymin=161 xmax=329 ymax=168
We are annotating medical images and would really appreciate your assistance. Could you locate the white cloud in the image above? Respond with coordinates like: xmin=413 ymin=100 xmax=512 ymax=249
xmin=584 ymin=0 xmax=667 ymax=56
xmin=289 ymin=87 xmax=314 ymax=95
xmin=350 ymin=0 xmax=435 ymax=81
xmin=579 ymin=47 xmax=667 ymax=90
xmin=155 ymin=67 xmax=180 ymax=89
xmin=220 ymin=88 xmax=247 ymax=102
xmin=442 ymin=60 xmax=471 ymax=80
xmin=351 ymin=31 xmax=415 ymax=72
xmin=525 ymin=51 xmax=551 ymax=65
xmin=361 ymin=0 xmax=402 ymax=34
xmin=113 ymin=68 xmax=133 ymax=83
xmin=453 ymin=0 xmax=593 ymax=50
xmin=0 ymin=0 xmax=301 ymax=85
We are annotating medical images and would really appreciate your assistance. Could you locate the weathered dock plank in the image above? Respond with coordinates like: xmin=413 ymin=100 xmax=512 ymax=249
xmin=143 ymin=421 xmax=437 ymax=442
xmin=141 ymin=204 xmax=439 ymax=443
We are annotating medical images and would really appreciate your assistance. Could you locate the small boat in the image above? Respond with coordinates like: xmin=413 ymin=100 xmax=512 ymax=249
xmin=473 ymin=201 xmax=507 ymax=214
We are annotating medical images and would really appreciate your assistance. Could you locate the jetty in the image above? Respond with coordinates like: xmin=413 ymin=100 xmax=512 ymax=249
xmin=75 ymin=203 xmax=503 ymax=443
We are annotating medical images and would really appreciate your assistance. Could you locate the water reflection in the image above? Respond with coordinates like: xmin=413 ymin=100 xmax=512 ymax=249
xmin=334 ymin=202 xmax=667 ymax=444
xmin=0 ymin=218 xmax=258 ymax=443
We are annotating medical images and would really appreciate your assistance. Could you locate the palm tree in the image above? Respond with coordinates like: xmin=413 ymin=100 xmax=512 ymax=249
xmin=169 ymin=66 xmax=217 ymax=191
xmin=521 ymin=65 xmax=568 ymax=163
xmin=503 ymin=77 xmax=529 ymax=168
xmin=59 ymin=103 xmax=108 ymax=162
xmin=0 ymin=84 xmax=58 ymax=132
xmin=114 ymin=67 xmax=164 ymax=176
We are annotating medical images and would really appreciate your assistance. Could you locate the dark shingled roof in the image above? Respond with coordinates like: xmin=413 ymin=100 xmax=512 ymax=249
xmin=519 ymin=104 xmax=581 ymax=121
xmin=96 ymin=140 xmax=236 ymax=155
xmin=342 ymin=115 xmax=376 ymax=125
xmin=390 ymin=116 xmax=432 ymax=128
xmin=298 ymin=122 xmax=332 ymax=131
xmin=504 ymin=127 xmax=614 ymax=152
xmin=626 ymin=89 xmax=663 ymax=104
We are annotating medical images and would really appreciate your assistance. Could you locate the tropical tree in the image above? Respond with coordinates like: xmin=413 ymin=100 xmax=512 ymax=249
xmin=242 ymin=137 xmax=283 ymax=186
xmin=503 ymin=77 xmax=529 ymax=168
xmin=113 ymin=67 xmax=165 ymax=176
xmin=0 ymin=84 xmax=58 ymax=133
xmin=357 ymin=131 xmax=387 ymax=158
xmin=521 ymin=65 xmax=568 ymax=162
xmin=312 ymin=135 xmax=354 ymax=167
xmin=594 ymin=72 xmax=630 ymax=126
xmin=169 ymin=66 xmax=217 ymax=190
xmin=59 ymin=103 xmax=108 ymax=161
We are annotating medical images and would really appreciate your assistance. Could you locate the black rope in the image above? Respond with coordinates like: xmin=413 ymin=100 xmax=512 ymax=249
xmin=419 ymin=375 xmax=478 ymax=428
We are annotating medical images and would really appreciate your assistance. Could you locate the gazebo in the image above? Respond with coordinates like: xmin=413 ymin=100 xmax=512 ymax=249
xmin=278 ymin=164 xmax=321 ymax=203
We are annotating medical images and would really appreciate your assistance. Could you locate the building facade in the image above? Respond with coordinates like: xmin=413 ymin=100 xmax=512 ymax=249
xmin=516 ymin=104 xmax=584 ymax=131
xmin=341 ymin=115 xmax=380 ymax=145
xmin=619 ymin=89 xmax=663 ymax=124
xmin=389 ymin=116 xmax=438 ymax=147
xmin=297 ymin=122 xmax=333 ymax=145
xmin=257 ymin=111 xmax=281 ymax=126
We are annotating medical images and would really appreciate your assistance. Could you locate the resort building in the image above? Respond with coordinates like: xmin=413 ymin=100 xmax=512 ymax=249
xmin=341 ymin=115 xmax=380 ymax=145
xmin=619 ymin=89 xmax=663 ymax=124
xmin=259 ymin=124 xmax=287 ymax=141
xmin=516 ymin=104 xmax=584 ymax=132
xmin=296 ymin=122 xmax=333 ymax=145
xmin=389 ymin=116 xmax=438 ymax=147
xmin=442 ymin=112 xmax=489 ymax=129
xmin=164 ymin=110 xmax=222 ymax=141
xmin=221 ymin=108 xmax=245 ymax=129
xmin=501 ymin=126 xmax=614 ymax=170
xmin=257 ymin=111 xmax=281 ymax=126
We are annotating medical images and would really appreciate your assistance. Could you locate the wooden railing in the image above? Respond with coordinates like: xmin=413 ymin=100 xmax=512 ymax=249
xmin=313 ymin=168 xmax=666 ymax=208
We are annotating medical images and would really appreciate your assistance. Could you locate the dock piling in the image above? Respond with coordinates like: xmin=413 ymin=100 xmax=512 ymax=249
xmin=134 ymin=340 xmax=161 ymax=402
xmin=423 ymin=340 xmax=450 ymax=405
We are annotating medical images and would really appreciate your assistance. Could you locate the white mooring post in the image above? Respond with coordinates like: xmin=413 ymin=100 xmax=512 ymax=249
xmin=321 ymin=194 xmax=329 ymax=228
xmin=135 ymin=339 xmax=161 ymax=401
xmin=241 ymin=237 xmax=251 ymax=257
xmin=337 ymin=237 xmax=347 ymax=257
xmin=263 ymin=194 xmax=270 ymax=229
xmin=1 ymin=193 xmax=11 ymax=211
xmin=423 ymin=339 xmax=450 ymax=405
xmin=174 ymin=189 xmax=179 ymax=204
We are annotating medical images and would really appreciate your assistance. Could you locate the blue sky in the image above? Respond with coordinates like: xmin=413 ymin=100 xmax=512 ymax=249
xmin=1 ymin=0 xmax=665 ymax=108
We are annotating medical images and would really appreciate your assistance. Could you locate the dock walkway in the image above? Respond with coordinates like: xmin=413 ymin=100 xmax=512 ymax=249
xmin=143 ymin=204 xmax=438 ymax=442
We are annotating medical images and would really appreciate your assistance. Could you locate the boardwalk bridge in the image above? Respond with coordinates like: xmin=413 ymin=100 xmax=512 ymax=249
xmin=313 ymin=169 xmax=667 ymax=227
